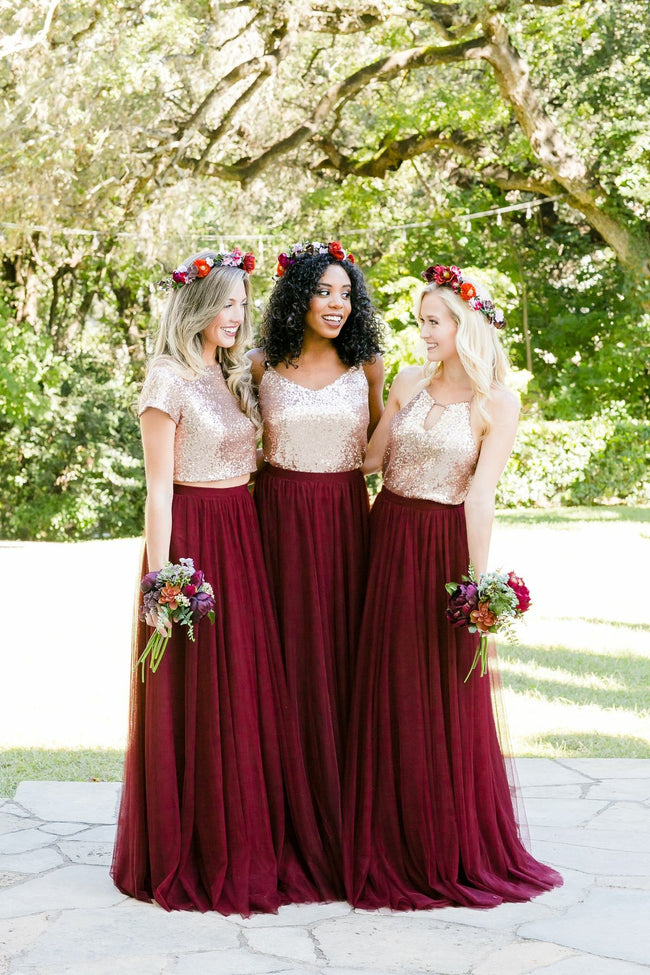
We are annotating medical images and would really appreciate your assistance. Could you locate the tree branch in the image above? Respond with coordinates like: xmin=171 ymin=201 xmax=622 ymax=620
xmin=313 ymin=128 xmax=488 ymax=177
xmin=0 ymin=0 xmax=61 ymax=58
xmin=479 ymin=11 xmax=650 ymax=276
xmin=193 ymin=35 xmax=489 ymax=182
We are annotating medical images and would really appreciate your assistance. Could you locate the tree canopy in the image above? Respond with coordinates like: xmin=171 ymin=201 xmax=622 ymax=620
xmin=1 ymin=0 xmax=648 ymax=537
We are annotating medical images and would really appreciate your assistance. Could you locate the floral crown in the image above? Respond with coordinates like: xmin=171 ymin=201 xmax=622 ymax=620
xmin=158 ymin=248 xmax=255 ymax=291
xmin=275 ymin=240 xmax=355 ymax=278
xmin=422 ymin=264 xmax=505 ymax=329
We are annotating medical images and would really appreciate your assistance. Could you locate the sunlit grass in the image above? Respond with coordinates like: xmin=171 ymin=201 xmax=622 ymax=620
xmin=0 ymin=748 xmax=124 ymax=799
xmin=496 ymin=505 xmax=650 ymax=525
xmin=1 ymin=508 xmax=649 ymax=796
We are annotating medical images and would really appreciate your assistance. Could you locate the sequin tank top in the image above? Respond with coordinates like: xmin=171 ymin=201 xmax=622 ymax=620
xmin=383 ymin=388 xmax=480 ymax=504
xmin=259 ymin=366 xmax=369 ymax=473
xmin=139 ymin=361 xmax=257 ymax=482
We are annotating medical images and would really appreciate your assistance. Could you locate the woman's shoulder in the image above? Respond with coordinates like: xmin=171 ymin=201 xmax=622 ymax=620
xmin=247 ymin=347 xmax=266 ymax=386
xmin=488 ymin=383 xmax=520 ymax=414
xmin=361 ymin=354 xmax=384 ymax=382
xmin=393 ymin=364 xmax=424 ymax=393
xmin=146 ymin=355 xmax=188 ymax=382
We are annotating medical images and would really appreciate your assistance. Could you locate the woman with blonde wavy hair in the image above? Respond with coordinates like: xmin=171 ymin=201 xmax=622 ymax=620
xmin=112 ymin=249 xmax=335 ymax=914
xmin=343 ymin=263 xmax=562 ymax=910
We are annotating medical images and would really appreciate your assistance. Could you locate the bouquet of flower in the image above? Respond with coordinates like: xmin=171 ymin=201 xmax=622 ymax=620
xmin=136 ymin=558 xmax=215 ymax=681
xmin=445 ymin=568 xmax=532 ymax=682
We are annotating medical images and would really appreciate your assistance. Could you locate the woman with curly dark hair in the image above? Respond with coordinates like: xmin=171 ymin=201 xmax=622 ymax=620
xmin=249 ymin=241 xmax=383 ymax=895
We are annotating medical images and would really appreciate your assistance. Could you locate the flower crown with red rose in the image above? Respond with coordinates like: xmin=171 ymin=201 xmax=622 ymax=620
xmin=158 ymin=248 xmax=256 ymax=291
xmin=422 ymin=264 xmax=505 ymax=329
xmin=275 ymin=240 xmax=355 ymax=279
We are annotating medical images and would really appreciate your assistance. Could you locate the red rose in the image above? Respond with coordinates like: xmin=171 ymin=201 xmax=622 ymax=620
xmin=347 ymin=253 xmax=355 ymax=264
xmin=193 ymin=259 xmax=211 ymax=278
xmin=433 ymin=265 xmax=461 ymax=289
xmin=507 ymin=572 xmax=531 ymax=613
xmin=171 ymin=270 xmax=187 ymax=285
xmin=328 ymin=241 xmax=345 ymax=261
xmin=242 ymin=252 xmax=255 ymax=273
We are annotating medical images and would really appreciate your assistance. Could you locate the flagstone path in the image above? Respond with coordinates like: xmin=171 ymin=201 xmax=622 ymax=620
xmin=1 ymin=759 xmax=649 ymax=975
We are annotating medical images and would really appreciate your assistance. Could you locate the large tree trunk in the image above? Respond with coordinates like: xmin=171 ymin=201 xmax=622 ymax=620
xmin=481 ymin=13 xmax=650 ymax=286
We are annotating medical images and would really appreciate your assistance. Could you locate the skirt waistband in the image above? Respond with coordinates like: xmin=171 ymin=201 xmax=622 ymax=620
xmin=262 ymin=465 xmax=365 ymax=485
xmin=377 ymin=486 xmax=464 ymax=513
xmin=173 ymin=482 xmax=251 ymax=500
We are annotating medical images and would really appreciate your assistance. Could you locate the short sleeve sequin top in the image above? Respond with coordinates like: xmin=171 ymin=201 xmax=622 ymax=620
xmin=382 ymin=388 xmax=480 ymax=504
xmin=138 ymin=360 xmax=257 ymax=482
xmin=259 ymin=367 xmax=369 ymax=473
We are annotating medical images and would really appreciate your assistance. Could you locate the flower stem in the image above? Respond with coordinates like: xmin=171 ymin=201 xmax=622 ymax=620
xmin=463 ymin=635 xmax=488 ymax=683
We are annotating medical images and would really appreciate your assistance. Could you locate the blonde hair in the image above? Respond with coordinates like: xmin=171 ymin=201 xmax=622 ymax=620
xmin=150 ymin=251 xmax=261 ymax=433
xmin=414 ymin=280 xmax=511 ymax=437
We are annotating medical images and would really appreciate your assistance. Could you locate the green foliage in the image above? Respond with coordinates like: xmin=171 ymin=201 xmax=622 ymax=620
xmin=0 ymin=748 xmax=124 ymax=798
xmin=1 ymin=0 xmax=649 ymax=538
xmin=497 ymin=414 xmax=650 ymax=507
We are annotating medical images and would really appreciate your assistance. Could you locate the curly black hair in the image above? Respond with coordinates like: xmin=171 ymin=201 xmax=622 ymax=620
xmin=261 ymin=254 xmax=383 ymax=368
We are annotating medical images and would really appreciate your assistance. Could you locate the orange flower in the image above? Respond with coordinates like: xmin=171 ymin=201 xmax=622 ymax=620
xmin=460 ymin=282 xmax=477 ymax=301
xmin=194 ymin=259 xmax=212 ymax=278
xmin=470 ymin=601 xmax=497 ymax=632
xmin=275 ymin=262 xmax=286 ymax=277
xmin=159 ymin=584 xmax=181 ymax=610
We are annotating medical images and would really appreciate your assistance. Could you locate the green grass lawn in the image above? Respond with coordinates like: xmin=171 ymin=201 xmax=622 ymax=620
xmin=0 ymin=748 xmax=125 ymax=799
xmin=1 ymin=506 xmax=649 ymax=797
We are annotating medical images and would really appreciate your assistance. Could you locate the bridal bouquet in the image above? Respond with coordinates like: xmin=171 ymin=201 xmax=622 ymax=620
xmin=136 ymin=558 xmax=215 ymax=680
xmin=445 ymin=568 xmax=531 ymax=682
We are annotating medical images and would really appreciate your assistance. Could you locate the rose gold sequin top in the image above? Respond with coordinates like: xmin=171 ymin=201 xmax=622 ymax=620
xmin=259 ymin=367 xmax=369 ymax=472
xmin=383 ymin=388 xmax=480 ymax=503
xmin=139 ymin=360 xmax=257 ymax=482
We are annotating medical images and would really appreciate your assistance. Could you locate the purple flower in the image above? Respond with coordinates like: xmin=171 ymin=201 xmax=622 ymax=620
xmin=190 ymin=569 xmax=205 ymax=588
xmin=445 ymin=582 xmax=479 ymax=628
xmin=140 ymin=571 xmax=160 ymax=593
xmin=139 ymin=588 xmax=160 ymax=620
xmin=189 ymin=591 xmax=214 ymax=622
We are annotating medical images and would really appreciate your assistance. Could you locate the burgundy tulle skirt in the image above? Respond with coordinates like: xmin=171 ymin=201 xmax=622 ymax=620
xmin=343 ymin=487 xmax=563 ymax=910
xmin=254 ymin=465 xmax=370 ymax=896
xmin=111 ymin=484 xmax=337 ymax=914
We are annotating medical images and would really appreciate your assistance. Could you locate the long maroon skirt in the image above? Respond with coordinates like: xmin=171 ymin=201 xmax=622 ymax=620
xmin=111 ymin=484 xmax=336 ymax=914
xmin=343 ymin=487 xmax=563 ymax=910
xmin=254 ymin=465 xmax=370 ymax=896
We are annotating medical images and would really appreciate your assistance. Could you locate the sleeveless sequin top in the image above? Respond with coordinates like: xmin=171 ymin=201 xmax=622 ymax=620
xmin=383 ymin=388 xmax=480 ymax=503
xmin=139 ymin=360 xmax=257 ymax=482
xmin=259 ymin=366 xmax=369 ymax=473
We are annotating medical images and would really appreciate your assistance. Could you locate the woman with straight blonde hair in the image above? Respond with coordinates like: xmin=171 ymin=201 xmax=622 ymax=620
xmin=343 ymin=263 xmax=562 ymax=910
xmin=111 ymin=249 xmax=335 ymax=914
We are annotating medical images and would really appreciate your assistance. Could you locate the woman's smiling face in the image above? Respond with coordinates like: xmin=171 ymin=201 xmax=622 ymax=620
xmin=304 ymin=264 xmax=352 ymax=340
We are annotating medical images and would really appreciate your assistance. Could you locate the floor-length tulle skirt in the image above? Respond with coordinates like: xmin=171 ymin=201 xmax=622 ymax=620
xmin=111 ymin=484 xmax=336 ymax=914
xmin=254 ymin=465 xmax=370 ymax=896
xmin=343 ymin=487 xmax=563 ymax=910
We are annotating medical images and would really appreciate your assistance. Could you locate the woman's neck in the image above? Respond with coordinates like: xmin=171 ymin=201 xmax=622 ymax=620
xmin=428 ymin=361 xmax=473 ymax=395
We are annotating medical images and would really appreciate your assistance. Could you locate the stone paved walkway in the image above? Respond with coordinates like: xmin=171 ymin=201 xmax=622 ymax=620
xmin=1 ymin=759 xmax=649 ymax=974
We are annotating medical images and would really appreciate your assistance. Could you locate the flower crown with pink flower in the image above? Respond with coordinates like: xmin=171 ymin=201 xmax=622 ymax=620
xmin=158 ymin=248 xmax=256 ymax=291
xmin=422 ymin=264 xmax=505 ymax=329
xmin=275 ymin=240 xmax=355 ymax=279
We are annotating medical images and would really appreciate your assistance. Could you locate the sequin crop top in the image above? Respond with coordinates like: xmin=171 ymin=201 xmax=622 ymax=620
xmin=139 ymin=361 xmax=257 ymax=482
xmin=383 ymin=388 xmax=480 ymax=503
xmin=259 ymin=367 xmax=369 ymax=473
